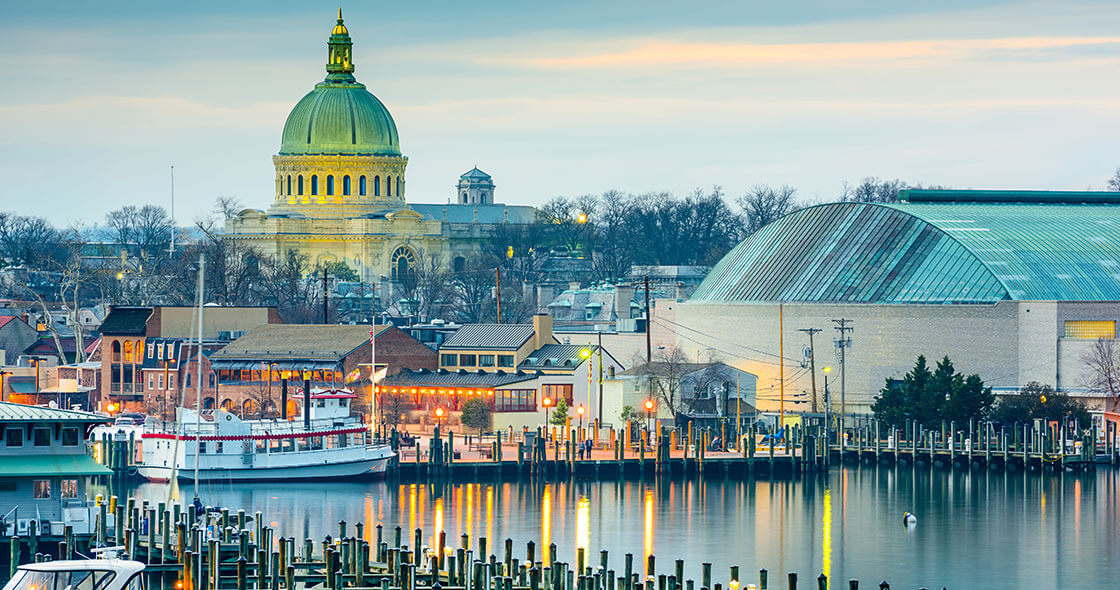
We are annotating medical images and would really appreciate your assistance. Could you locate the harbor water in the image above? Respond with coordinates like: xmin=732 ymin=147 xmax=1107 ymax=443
xmin=127 ymin=465 xmax=1119 ymax=589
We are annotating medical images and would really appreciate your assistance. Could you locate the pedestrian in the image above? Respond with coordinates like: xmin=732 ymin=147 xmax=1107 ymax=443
xmin=578 ymin=441 xmax=585 ymax=460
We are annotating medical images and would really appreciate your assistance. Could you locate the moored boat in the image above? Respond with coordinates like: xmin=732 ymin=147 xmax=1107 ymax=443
xmin=136 ymin=389 xmax=393 ymax=482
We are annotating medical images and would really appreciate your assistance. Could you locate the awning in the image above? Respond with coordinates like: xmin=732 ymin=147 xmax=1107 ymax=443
xmin=208 ymin=360 xmax=341 ymax=371
xmin=0 ymin=454 xmax=112 ymax=477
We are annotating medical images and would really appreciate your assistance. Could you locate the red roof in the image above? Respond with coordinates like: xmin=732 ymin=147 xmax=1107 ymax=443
xmin=0 ymin=316 xmax=18 ymax=329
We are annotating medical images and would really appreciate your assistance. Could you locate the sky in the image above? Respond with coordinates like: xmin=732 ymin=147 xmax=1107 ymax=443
xmin=1 ymin=0 xmax=1119 ymax=227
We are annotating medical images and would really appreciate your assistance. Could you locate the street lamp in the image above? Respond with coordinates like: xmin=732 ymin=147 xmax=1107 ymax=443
xmin=542 ymin=396 xmax=553 ymax=434
xmin=644 ymin=398 xmax=655 ymax=435
xmin=577 ymin=404 xmax=585 ymax=436
xmin=435 ymin=407 xmax=445 ymax=430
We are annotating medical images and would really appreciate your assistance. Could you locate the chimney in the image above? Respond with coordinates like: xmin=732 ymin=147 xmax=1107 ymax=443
xmin=568 ymin=281 xmax=581 ymax=291
xmin=614 ymin=284 xmax=634 ymax=320
xmin=536 ymin=284 xmax=555 ymax=312
xmin=532 ymin=313 xmax=553 ymax=350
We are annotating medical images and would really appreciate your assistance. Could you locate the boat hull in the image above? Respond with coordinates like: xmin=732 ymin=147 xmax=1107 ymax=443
xmin=138 ymin=455 xmax=391 ymax=482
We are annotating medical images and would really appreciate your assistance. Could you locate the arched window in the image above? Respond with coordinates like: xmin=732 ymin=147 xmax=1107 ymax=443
xmin=298 ymin=175 xmax=304 ymax=195
xmin=396 ymin=177 xmax=401 ymax=196
xmin=220 ymin=399 xmax=234 ymax=412
xmin=326 ymin=175 xmax=334 ymax=195
xmin=453 ymin=256 xmax=466 ymax=273
xmin=203 ymin=397 xmax=215 ymax=410
xmin=343 ymin=175 xmax=351 ymax=196
xmin=359 ymin=176 xmax=367 ymax=195
xmin=112 ymin=340 xmax=121 ymax=363
xmin=311 ymin=175 xmax=318 ymax=195
xmin=386 ymin=175 xmax=392 ymax=197
xmin=123 ymin=340 xmax=134 ymax=363
xmin=208 ymin=374 xmax=215 ymax=388
xmin=390 ymin=246 xmax=417 ymax=281
xmin=480 ymin=192 xmax=487 ymax=203
xmin=462 ymin=192 xmax=468 ymax=203
xmin=287 ymin=175 xmax=292 ymax=195
xmin=242 ymin=398 xmax=258 ymax=417
xmin=374 ymin=175 xmax=380 ymax=196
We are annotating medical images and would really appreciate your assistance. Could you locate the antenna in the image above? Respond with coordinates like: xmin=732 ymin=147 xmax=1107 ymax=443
xmin=168 ymin=164 xmax=176 ymax=255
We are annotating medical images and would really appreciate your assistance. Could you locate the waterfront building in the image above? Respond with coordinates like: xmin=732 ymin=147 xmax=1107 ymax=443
xmin=94 ymin=306 xmax=281 ymax=413
xmin=380 ymin=314 xmax=623 ymax=430
xmin=600 ymin=362 xmax=758 ymax=428
xmin=670 ymin=189 xmax=1120 ymax=414
xmin=223 ymin=12 xmax=535 ymax=282
xmin=0 ymin=316 xmax=37 ymax=365
xmin=0 ymin=402 xmax=110 ymax=535
xmin=208 ymin=324 xmax=435 ymax=416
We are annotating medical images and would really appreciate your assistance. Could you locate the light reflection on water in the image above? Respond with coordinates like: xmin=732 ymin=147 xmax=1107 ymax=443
xmin=129 ymin=466 xmax=1120 ymax=589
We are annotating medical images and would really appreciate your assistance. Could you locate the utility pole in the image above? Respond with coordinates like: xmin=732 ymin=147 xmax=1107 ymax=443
xmin=833 ymin=318 xmax=853 ymax=430
xmin=495 ymin=267 xmax=503 ymax=324
xmin=798 ymin=328 xmax=821 ymax=413
xmin=644 ymin=275 xmax=651 ymax=364
xmin=168 ymin=164 xmax=176 ymax=255
xmin=597 ymin=330 xmax=603 ymax=428
xmin=322 ymin=267 xmax=329 ymax=324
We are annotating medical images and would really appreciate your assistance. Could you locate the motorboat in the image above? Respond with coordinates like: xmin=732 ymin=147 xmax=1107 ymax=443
xmin=2 ymin=556 xmax=144 ymax=590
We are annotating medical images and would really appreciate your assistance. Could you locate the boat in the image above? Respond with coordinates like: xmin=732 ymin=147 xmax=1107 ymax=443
xmin=136 ymin=388 xmax=394 ymax=482
xmin=3 ymin=554 xmax=144 ymax=590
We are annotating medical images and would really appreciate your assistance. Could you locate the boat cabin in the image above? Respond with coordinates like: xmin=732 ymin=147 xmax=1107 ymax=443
xmin=0 ymin=402 xmax=110 ymax=536
xmin=307 ymin=388 xmax=357 ymax=420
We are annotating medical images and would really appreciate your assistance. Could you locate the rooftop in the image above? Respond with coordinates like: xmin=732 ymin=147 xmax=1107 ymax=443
xmin=440 ymin=324 xmax=537 ymax=350
xmin=379 ymin=368 xmax=539 ymax=388
xmin=0 ymin=401 xmax=110 ymax=423
xmin=519 ymin=344 xmax=598 ymax=370
xmin=210 ymin=324 xmax=388 ymax=367
xmin=98 ymin=307 xmax=152 ymax=335
xmin=691 ymin=191 xmax=1120 ymax=304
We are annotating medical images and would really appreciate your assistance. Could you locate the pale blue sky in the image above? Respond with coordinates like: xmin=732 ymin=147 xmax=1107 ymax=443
xmin=1 ymin=1 xmax=1118 ymax=226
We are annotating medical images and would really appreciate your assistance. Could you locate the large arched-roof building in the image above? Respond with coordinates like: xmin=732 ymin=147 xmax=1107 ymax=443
xmin=666 ymin=190 xmax=1120 ymax=414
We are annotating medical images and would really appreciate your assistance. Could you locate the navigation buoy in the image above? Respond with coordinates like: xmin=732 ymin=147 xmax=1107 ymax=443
xmin=903 ymin=512 xmax=917 ymax=526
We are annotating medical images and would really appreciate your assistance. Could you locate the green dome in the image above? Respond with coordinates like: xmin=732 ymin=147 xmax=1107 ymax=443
xmin=278 ymin=11 xmax=400 ymax=156
xmin=279 ymin=81 xmax=400 ymax=156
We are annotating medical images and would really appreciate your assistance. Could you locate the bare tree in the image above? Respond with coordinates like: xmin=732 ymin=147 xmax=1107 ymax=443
xmin=840 ymin=177 xmax=905 ymax=203
xmin=216 ymin=196 xmax=243 ymax=219
xmin=737 ymin=185 xmax=797 ymax=234
xmin=450 ymin=254 xmax=497 ymax=323
xmin=1108 ymin=167 xmax=1120 ymax=191
xmin=1084 ymin=338 xmax=1120 ymax=411
xmin=0 ymin=214 xmax=62 ymax=266
xmin=394 ymin=249 xmax=450 ymax=322
xmin=589 ymin=190 xmax=635 ymax=283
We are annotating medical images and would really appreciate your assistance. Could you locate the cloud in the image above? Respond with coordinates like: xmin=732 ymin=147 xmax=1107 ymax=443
xmin=497 ymin=36 xmax=1120 ymax=69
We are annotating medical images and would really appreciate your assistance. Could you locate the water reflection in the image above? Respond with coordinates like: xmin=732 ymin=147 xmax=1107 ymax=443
xmin=125 ymin=466 xmax=1119 ymax=589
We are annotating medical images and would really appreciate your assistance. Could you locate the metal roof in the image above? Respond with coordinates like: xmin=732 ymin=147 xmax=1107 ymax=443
xmin=0 ymin=401 xmax=110 ymax=423
xmin=690 ymin=196 xmax=1120 ymax=304
xmin=210 ymin=325 xmax=385 ymax=362
xmin=519 ymin=344 xmax=596 ymax=370
xmin=440 ymin=324 xmax=536 ymax=350
xmin=410 ymin=204 xmax=537 ymax=224
xmin=379 ymin=368 xmax=539 ymax=388
xmin=0 ymin=455 xmax=112 ymax=478
xmin=98 ymin=307 xmax=152 ymax=335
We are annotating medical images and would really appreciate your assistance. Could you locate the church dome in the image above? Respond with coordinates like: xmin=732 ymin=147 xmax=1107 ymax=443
xmin=278 ymin=11 xmax=401 ymax=156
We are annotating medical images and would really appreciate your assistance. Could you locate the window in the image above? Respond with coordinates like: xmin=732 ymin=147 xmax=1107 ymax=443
xmin=453 ymin=256 xmax=466 ymax=273
xmin=157 ymin=343 xmax=163 ymax=360
xmin=462 ymin=192 xmax=468 ymax=203
xmin=168 ymin=375 xmax=175 ymax=390
xmin=311 ymin=175 xmax=318 ymax=195
xmin=216 ymin=442 xmax=224 ymax=453
xmin=149 ymin=344 xmax=155 ymax=359
xmin=33 ymin=480 xmax=50 ymax=498
xmin=185 ymin=373 xmax=191 ymax=388
xmin=298 ymin=175 xmax=304 ymax=195
xmin=62 ymin=428 xmax=79 ymax=446
xmin=208 ymin=374 xmax=215 ymax=388
xmin=157 ymin=374 xmax=164 ymax=390
xmin=287 ymin=175 xmax=292 ymax=195
xmin=495 ymin=389 xmax=536 ymax=412
xmin=326 ymin=175 xmax=334 ymax=195
xmin=585 ymin=308 xmax=596 ymax=321
xmin=33 ymin=428 xmax=50 ymax=446
xmin=148 ymin=374 xmax=155 ymax=390
xmin=497 ymin=355 xmax=514 ymax=368
xmin=374 ymin=175 xmax=381 ymax=196
xmin=1063 ymin=320 xmax=1116 ymax=339
xmin=386 ymin=175 xmax=392 ymax=197
xmin=198 ymin=442 xmax=207 ymax=454
xmin=60 ymin=479 xmax=79 ymax=499
xmin=459 ymin=354 xmax=477 ymax=367
xmin=441 ymin=354 xmax=457 ymax=367
xmin=391 ymin=246 xmax=416 ymax=281
xmin=480 ymin=191 xmax=487 ymax=203
xmin=397 ymin=177 xmax=401 ymax=195
xmin=343 ymin=175 xmax=351 ymax=196
xmin=5 ymin=428 xmax=23 ymax=447
xmin=359 ymin=175 xmax=366 ymax=195
xmin=542 ymin=384 xmax=573 ymax=405
xmin=479 ymin=354 xmax=495 ymax=367
xmin=112 ymin=340 xmax=121 ymax=362
xmin=123 ymin=340 xmax=134 ymax=362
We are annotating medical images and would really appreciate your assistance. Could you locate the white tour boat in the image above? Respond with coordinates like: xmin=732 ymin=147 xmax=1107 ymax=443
xmin=136 ymin=389 xmax=394 ymax=482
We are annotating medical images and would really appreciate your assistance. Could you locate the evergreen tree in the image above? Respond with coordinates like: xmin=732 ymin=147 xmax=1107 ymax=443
xmin=550 ymin=398 xmax=570 ymax=426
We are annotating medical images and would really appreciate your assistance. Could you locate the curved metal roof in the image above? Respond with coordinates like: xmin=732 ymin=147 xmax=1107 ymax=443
xmin=690 ymin=199 xmax=1120 ymax=304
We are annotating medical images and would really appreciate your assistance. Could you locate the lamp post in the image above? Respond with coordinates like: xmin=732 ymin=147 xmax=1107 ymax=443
xmin=542 ymin=396 xmax=553 ymax=435
xmin=577 ymin=404 xmax=585 ymax=439
xmin=644 ymin=398 xmax=655 ymax=437
xmin=822 ymin=366 xmax=832 ymax=444
xmin=435 ymin=407 xmax=445 ymax=431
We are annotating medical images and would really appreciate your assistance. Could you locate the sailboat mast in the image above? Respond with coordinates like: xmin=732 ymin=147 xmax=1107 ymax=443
xmin=193 ymin=254 xmax=205 ymax=497
xmin=370 ymin=282 xmax=377 ymax=439
xmin=169 ymin=165 xmax=176 ymax=255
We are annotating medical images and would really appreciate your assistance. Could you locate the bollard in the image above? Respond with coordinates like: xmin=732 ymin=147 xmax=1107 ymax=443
xmin=817 ymin=573 xmax=827 ymax=590
xmin=758 ymin=569 xmax=767 ymax=590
